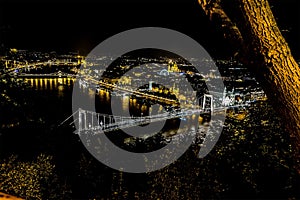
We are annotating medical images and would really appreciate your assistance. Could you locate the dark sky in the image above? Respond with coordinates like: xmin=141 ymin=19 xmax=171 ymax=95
xmin=0 ymin=0 xmax=299 ymax=59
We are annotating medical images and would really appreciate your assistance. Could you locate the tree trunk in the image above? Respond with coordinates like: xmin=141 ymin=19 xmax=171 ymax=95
xmin=198 ymin=0 xmax=300 ymax=174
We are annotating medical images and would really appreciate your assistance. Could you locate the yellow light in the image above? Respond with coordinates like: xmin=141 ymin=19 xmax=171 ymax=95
xmin=10 ymin=48 xmax=18 ymax=53
xmin=58 ymin=78 xmax=63 ymax=85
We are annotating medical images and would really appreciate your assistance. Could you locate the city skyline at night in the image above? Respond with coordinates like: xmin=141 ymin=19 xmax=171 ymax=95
xmin=0 ymin=0 xmax=299 ymax=199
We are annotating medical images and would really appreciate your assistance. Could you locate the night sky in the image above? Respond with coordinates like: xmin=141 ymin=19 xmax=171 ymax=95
xmin=0 ymin=0 xmax=299 ymax=59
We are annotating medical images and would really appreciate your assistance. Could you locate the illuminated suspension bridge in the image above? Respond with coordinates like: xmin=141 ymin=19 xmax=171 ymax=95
xmin=60 ymin=94 xmax=235 ymax=135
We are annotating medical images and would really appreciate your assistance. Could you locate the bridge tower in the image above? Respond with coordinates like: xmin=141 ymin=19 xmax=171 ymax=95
xmin=202 ymin=94 xmax=214 ymax=113
xmin=222 ymin=87 xmax=226 ymax=105
xmin=78 ymin=108 xmax=87 ymax=132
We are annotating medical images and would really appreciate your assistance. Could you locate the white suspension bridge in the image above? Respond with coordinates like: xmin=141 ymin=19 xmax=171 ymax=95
xmin=60 ymin=94 xmax=251 ymax=135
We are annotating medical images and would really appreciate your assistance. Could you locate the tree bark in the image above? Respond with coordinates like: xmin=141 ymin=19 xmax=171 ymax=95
xmin=198 ymin=0 xmax=300 ymax=174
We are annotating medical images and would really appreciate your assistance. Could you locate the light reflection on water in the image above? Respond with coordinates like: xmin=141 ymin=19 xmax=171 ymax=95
xmin=23 ymin=77 xmax=75 ymax=90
